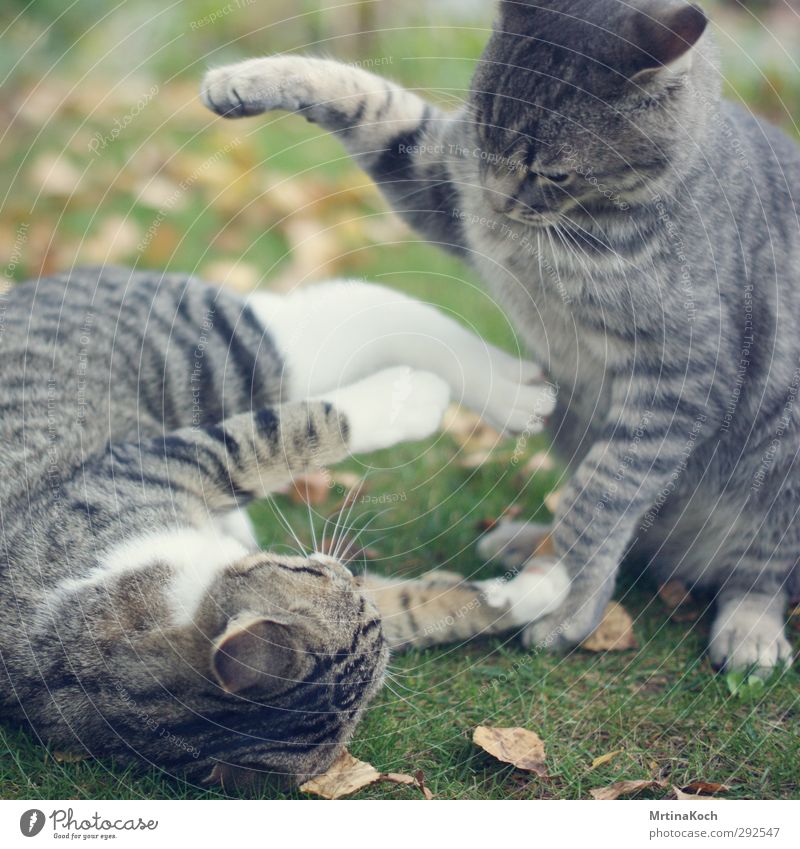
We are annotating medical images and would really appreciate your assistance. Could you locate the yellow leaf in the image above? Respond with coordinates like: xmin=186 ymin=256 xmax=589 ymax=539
xmin=473 ymin=725 xmax=547 ymax=777
xmin=581 ymin=602 xmax=638 ymax=652
xmin=300 ymin=750 xmax=381 ymax=800
xmin=591 ymin=749 xmax=623 ymax=769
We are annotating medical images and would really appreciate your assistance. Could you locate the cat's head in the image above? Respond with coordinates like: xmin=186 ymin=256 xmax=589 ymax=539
xmin=469 ymin=0 xmax=715 ymax=224
xmin=177 ymin=552 xmax=387 ymax=789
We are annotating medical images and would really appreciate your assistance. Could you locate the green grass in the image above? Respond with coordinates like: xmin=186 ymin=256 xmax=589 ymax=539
xmin=1 ymin=0 xmax=799 ymax=801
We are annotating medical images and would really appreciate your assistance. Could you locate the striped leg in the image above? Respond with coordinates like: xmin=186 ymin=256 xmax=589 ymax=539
xmin=523 ymin=373 xmax=715 ymax=650
xmin=201 ymin=55 xmax=469 ymax=252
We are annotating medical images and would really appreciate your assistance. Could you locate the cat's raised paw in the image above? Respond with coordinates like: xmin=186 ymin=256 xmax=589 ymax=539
xmin=201 ymin=57 xmax=309 ymax=118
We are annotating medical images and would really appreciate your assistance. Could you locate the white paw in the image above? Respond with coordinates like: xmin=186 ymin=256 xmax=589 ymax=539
xmin=448 ymin=342 xmax=555 ymax=435
xmin=323 ymin=367 xmax=450 ymax=454
xmin=477 ymin=520 xmax=552 ymax=568
xmin=481 ymin=557 xmax=570 ymax=625
xmin=709 ymin=600 xmax=793 ymax=673
xmin=201 ymin=57 xmax=309 ymax=118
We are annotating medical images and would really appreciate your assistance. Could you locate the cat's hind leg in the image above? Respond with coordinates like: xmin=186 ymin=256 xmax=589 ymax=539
xmin=249 ymin=280 xmax=554 ymax=434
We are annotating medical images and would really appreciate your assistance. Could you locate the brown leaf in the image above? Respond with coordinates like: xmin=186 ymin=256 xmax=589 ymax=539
xmin=473 ymin=726 xmax=548 ymax=777
xmin=381 ymin=771 xmax=434 ymax=799
xmin=442 ymin=405 xmax=504 ymax=452
xmin=657 ymin=580 xmax=699 ymax=621
xmin=581 ymin=602 xmax=639 ymax=652
xmin=677 ymin=781 xmax=731 ymax=797
xmin=591 ymin=749 xmax=623 ymax=770
xmin=590 ymin=779 xmax=665 ymax=800
xmin=300 ymin=750 xmax=381 ymax=799
xmin=288 ymin=472 xmax=334 ymax=506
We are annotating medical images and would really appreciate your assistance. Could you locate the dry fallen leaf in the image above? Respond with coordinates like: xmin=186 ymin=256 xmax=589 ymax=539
xmin=522 ymin=451 xmax=556 ymax=475
xmin=677 ymin=781 xmax=731 ymax=797
xmin=52 ymin=751 xmax=87 ymax=763
xmin=543 ymin=489 xmax=562 ymax=514
xmin=533 ymin=532 xmax=556 ymax=558
xmin=288 ymin=471 xmax=334 ymax=506
xmin=473 ymin=726 xmax=548 ymax=778
xmin=581 ymin=601 xmax=639 ymax=652
xmin=590 ymin=779 xmax=665 ymax=800
xmin=657 ymin=580 xmax=699 ymax=622
xmin=442 ymin=405 xmax=504 ymax=452
xmin=300 ymin=751 xmax=381 ymax=799
xmin=591 ymin=749 xmax=623 ymax=770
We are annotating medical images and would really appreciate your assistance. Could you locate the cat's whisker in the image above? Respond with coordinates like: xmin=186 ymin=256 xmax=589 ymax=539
xmin=266 ymin=495 xmax=308 ymax=556
xmin=330 ymin=475 xmax=370 ymax=559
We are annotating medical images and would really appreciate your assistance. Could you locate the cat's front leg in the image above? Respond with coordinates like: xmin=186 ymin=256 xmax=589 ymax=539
xmin=201 ymin=56 xmax=469 ymax=253
xmin=521 ymin=374 xmax=715 ymax=651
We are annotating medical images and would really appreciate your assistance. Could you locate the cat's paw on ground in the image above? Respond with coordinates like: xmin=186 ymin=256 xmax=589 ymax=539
xmin=709 ymin=605 xmax=794 ymax=673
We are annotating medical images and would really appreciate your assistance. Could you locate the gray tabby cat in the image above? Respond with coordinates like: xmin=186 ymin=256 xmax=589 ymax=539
xmin=202 ymin=0 xmax=800 ymax=671
xmin=0 ymin=266 xmax=561 ymax=787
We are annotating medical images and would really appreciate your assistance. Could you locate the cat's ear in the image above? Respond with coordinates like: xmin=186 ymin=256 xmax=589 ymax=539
xmin=627 ymin=2 xmax=707 ymax=83
xmin=211 ymin=616 xmax=299 ymax=695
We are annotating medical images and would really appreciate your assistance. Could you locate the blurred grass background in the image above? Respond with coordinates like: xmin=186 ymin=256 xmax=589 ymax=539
xmin=1 ymin=0 xmax=799 ymax=800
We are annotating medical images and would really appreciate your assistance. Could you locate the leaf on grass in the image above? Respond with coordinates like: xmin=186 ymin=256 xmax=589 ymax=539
xmin=473 ymin=726 xmax=548 ymax=778
xmin=382 ymin=770 xmax=434 ymax=799
xmin=591 ymin=749 xmax=623 ymax=769
xmin=657 ymin=580 xmax=699 ymax=622
xmin=581 ymin=602 xmax=639 ymax=652
xmin=522 ymin=451 xmax=556 ymax=475
xmin=30 ymin=152 xmax=84 ymax=197
xmin=543 ymin=489 xmax=561 ymax=514
xmin=300 ymin=751 xmax=433 ymax=800
xmin=203 ymin=260 xmax=261 ymax=293
xmin=676 ymin=781 xmax=731 ymax=798
xmin=52 ymin=751 xmax=87 ymax=763
xmin=442 ymin=405 xmax=504 ymax=452
xmin=288 ymin=471 xmax=334 ymax=506
xmin=300 ymin=750 xmax=380 ymax=799
xmin=590 ymin=779 xmax=665 ymax=800
xmin=458 ymin=449 xmax=504 ymax=469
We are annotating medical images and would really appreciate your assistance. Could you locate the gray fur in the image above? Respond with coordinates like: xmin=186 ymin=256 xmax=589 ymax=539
xmin=202 ymin=0 xmax=800 ymax=670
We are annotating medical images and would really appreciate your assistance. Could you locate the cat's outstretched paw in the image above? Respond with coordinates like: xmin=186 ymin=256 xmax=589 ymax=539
xmin=709 ymin=597 xmax=794 ymax=673
xmin=323 ymin=367 xmax=450 ymax=455
xmin=201 ymin=56 xmax=315 ymax=118
xmin=481 ymin=557 xmax=570 ymax=626
xmin=477 ymin=520 xmax=552 ymax=568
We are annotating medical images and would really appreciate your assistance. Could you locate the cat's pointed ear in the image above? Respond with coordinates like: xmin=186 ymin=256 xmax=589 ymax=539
xmin=628 ymin=2 xmax=707 ymax=82
xmin=211 ymin=616 xmax=299 ymax=695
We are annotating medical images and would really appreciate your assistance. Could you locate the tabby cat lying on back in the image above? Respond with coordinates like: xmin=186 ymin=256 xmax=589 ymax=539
xmin=202 ymin=0 xmax=800 ymax=671
xmin=0 ymin=267 xmax=560 ymax=786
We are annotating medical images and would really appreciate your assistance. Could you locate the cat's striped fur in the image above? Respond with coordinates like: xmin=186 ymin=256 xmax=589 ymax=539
xmin=0 ymin=266 xmax=559 ymax=787
xmin=202 ymin=0 xmax=800 ymax=670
